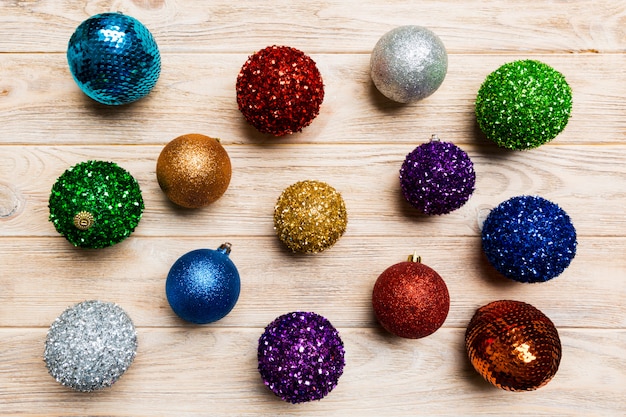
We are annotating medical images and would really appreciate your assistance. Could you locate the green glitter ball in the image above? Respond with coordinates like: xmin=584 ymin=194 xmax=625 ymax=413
xmin=475 ymin=60 xmax=572 ymax=150
xmin=49 ymin=160 xmax=144 ymax=248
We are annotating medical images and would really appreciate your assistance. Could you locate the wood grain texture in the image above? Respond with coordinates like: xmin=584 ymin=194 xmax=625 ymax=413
xmin=0 ymin=0 xmax=625 ymax=416
xmin=0 ymin=328 xmax=624 ymax=416
xmin=0 ymin=53 xmax=625 ymax=146
xmin=0 ymin=0 xmax=625 ymax=53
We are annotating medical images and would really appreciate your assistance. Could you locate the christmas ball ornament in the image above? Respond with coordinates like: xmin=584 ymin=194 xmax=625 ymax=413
xmin=67 ymin=12 xmax=161 ymax=105
xmin=400 ymin=135 xmax=475 ymax=215
xmin=44 ymin=300 xmax=137 ymax=392
xmin=274 ymin=180 xmax=347 ymax=253
xmin=48 ymin=160 xmax=144 ymax=249
xmin=370 ymin=25 xmax=448 ymax=103
xmin=236 ymin=45 xmax=324 ymax=136
xmin=258 ymin=311 xmax=345 ymax=403
xmin=166 ymin=243 xmax=240 ymax=324
xmin=465 ymin=300 xmax=562 ymax=391
xmin=156 ymin=134 xmax=232 ymax=208
xmin=475 ymin=60 xmax=572 ymax=150
xmin=372 ymin=254 xmax=450 ymax=338
xmin=482 ymin=195 xmax=577 ymax=283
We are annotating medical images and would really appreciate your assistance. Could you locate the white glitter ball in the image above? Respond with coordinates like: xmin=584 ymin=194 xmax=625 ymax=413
xmin=44 ymin=300 xmax=137 ymax=392
xmin=370 ymin=25 xmax=448 ymax=103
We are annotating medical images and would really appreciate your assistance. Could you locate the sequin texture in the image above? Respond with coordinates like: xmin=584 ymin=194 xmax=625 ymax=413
xmin=475 ymin=60 xmax=572 ymax=150
xmin=274 ymin=180 xmax=347 ymax=253
xmin=482 ymin=195 xmax=577 ymax=283
xmin=465 ymin=300 xmax=562 ymax=391
xmin=67 ymin=12 xmax=161 ymax=105
xmin=257 ymin=312 xmax=345 ymax=403
xmin=236 ymin=45 xmax=324 ymax=136
xmin=48 ymin=160 xmax=144 ymax=249
xmin=399 ymin=139 xmax=475 ymax=215
xmin=44 ymin=300 xmax=137 ymax=392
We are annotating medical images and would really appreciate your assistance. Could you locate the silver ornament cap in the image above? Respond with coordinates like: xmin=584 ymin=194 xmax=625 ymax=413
xmin=370 ymin=25 xmax=448 ymax=103
xmin=44 ymin=300 xmax=137 ymax=392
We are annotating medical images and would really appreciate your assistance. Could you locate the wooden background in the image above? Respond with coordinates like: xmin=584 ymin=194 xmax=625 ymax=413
xmin=1 ymin=1 xmax=625 ymax=415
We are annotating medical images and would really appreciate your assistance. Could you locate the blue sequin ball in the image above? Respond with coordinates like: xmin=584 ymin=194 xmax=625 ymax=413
xmin=482 ymin=195 xmax=577 ymax=283
xmin=67 ymin=13 xmax=161 ymax=105
xmin=166 ymin=244 xmax=240 ymax=324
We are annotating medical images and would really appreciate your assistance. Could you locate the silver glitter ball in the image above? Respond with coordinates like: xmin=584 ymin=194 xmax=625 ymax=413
xmin=370 ymin=25 xmax=448 ymax=103
xmin=44 ymin=300 xmax=137 ymax=392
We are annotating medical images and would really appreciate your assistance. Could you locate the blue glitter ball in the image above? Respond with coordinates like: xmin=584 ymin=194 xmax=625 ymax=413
xmin=166 ymin=243 xmax=240 ymax=324
xmin=67 ymin=13 xmax=161 ymax=105
xmin=482 ymin=196 xmax=577 ymax=283
xmin=258 ymin=311 xmax=345 ymax=404
xmin=400 ymin=137 xmax=476 ymax=215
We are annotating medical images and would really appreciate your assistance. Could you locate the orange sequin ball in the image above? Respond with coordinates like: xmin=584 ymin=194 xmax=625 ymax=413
xmin=465 ymin=300 xmax=561 ymax=391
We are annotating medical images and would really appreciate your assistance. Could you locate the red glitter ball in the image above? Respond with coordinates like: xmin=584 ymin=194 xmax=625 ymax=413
xmin=372 ymin=260 xmax=450 ymax=339
xmin=236 ymin=45 xmax=324 ymax=136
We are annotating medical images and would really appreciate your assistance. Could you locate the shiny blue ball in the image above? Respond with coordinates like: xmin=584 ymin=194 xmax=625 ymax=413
xmin=482 ymin=195 xmax=577 ymax=283
xmin=67 ymin=13 xmax=161 ymax=105
xmin=166 ymin=244 xmax=240 ymax=324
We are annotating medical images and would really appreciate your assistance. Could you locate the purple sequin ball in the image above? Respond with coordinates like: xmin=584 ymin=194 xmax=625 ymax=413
xmin=400 ymin=139 xmax=476 ymax=215
xmin=257 ymin=311 xmax=345 ymax=404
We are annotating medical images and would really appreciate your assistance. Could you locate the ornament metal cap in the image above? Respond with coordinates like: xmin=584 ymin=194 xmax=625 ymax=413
xmin=73 ymin=211 xmax=95 ymax=230
xmin=217 ymin=242 xmax=232 ymax=255
xmin=407 ymin=251 xmax=422 ymax=263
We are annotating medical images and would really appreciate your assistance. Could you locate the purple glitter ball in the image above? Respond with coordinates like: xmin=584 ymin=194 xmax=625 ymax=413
xmin=400 ymin=138 xmax=476 ymax=215
xmin=257 ymin=311 xmax=345 ymax=404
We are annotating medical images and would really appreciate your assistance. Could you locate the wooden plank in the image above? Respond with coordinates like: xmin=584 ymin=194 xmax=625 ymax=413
xmin=0 ymin=236 xmax=623 ymax=329
xmin=1 ymin=1 xmax=625 ymax=415
xmin=0 ymin=53 xmax=624 ymax=146
xmin=0 ymin=1 xmax=624 ymax=54
xmin=1 ymin=144 xmax=625 ymax=238
xmin=0 ymin=328 xmax=623 ymax=416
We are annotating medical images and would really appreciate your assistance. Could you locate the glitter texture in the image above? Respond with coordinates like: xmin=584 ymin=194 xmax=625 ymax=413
xmin=372 ymin=259 xmax=449 ymax=338
xmin=257 ymin=311 xmax=345 ymax=403
xmin=370 ymin=25 xmax=447 ymax=103
xmin=236 ymin=45 xmax=324 ymax=136
xmin=475 ymin=60 xmax=572 ymax=150
xmin=399 ymin=137 xmax=475 ymax=215
xmin=482 ymin=195 xmax=577 ymax=283
xmin=274 ymin=180 xmax=347 ymax=253
xmin=48 ymin=160 xmax=144 ymax=249
xmin=465 ymin=300 xmax=562 ymax=391
xmin=67 ymin=12 xmax=161 ymax=105
xmin=44 ymin=300 xmax=137 ymax=392
xmin=156 ymin=134 xmax=232 ymax=208
xmin=166 ymin=243 xmax=240 ymax=324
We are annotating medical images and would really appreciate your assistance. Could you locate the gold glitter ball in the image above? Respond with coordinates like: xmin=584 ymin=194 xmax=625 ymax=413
xmin=156 ymin=134 xmax=232 ymax=208
xmin=274 ymin=180 xmax=347 ymax=253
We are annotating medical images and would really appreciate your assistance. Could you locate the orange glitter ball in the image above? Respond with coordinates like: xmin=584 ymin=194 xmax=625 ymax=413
xmin=465 ymin=300 xmax=562 ymax=391
xmin=156 ymin=134 xmax=232 ymax=208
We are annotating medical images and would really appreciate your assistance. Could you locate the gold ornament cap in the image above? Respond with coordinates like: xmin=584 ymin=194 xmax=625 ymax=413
xmin=73 ymin=211 xmax=95 ymax=231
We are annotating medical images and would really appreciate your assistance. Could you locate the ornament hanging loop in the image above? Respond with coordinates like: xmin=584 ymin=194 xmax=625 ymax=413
xmin=430 ymin=134 xmax=440 ymax=142
xmin=407 ymin=251 xmax=421 ymax=263
xmin=218 ymin=242 xmax=232 ymax=255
